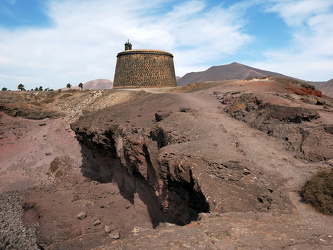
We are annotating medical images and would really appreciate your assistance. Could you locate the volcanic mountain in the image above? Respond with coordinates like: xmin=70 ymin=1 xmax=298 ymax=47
xmin=83 ymin=79 xmax=113 ymax=90
xmin=177 ymin=62 xmax=291 ymax=86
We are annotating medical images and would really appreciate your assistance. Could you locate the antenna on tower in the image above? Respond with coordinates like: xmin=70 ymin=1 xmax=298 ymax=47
xmin=124 ymin=39 xmax=132 ymax=50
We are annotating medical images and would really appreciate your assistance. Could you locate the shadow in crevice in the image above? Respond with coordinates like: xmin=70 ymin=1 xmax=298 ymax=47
xmin=79 ymin=144 xmax=171 ymax=228
xmin=164 ymin=169 xmax=210 ymax=225
xmin=75 ymin=124 xmax=211 ymax=227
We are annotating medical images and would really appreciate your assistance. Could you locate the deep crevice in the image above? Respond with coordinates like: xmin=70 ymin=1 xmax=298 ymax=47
xmin=78 ymin=134 xmax=210 ymax=227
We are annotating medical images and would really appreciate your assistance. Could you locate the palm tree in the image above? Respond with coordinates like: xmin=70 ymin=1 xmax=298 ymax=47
xmin=67 ymin=83 xmax=72 ymax=89
xmin=78 ymin=82 xmax=83 ymax=90
xmin=18 ymin=84 xmax=25 ymax=91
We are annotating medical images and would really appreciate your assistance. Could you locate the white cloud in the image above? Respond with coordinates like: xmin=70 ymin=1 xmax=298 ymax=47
xmin=265 ymin=0 xmax=333 ymax=27
xmin=0 ymin=0 xmax=252 ymax=90
xmin=253 ymin=0 xmax=333 ymax=81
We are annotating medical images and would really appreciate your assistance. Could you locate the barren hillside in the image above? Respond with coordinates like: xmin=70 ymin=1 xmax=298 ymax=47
xmin=177 ymin=62 xmax=290 ymax=86
xmin=314 ymin=78 xmax=333 ymax=98
xmin=1 ymin=78 xmax=333 ymax=249
xmin=83 ymin=79 xmax=113 ymax=90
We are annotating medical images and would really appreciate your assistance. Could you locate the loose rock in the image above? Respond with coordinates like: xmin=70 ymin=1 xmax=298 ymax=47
xmin=76 ymin=211 xmax=87 ymax=220
xmin=104 ymin=225 xmax=111 ymax=234
xmin=94 ymin=219 xmax=101 ymax=226
xmin=110 ymin=231 xmax=120 ymax=239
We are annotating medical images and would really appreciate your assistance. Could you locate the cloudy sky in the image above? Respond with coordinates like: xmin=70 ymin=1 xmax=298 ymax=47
xmin=0 ymin=0 xmax=332 ymax=90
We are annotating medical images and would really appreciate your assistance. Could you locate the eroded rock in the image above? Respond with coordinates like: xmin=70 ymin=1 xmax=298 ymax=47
xmin=218 ymin=92 xmax=333 ymax=161
xmin=70 ymin=93 xmax=295 ymax=225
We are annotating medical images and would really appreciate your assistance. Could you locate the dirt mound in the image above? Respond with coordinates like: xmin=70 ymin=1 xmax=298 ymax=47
xmin=0 ymin=91 xmax=63 ymax=119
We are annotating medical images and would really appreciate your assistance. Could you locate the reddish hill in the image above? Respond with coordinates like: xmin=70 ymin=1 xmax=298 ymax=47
xmin=83 ymin=79 xmax=113 ymax=90
xmin=177 ymin=62 xmax=291 ymax=86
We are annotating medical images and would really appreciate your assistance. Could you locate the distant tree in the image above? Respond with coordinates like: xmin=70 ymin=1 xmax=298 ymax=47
xmin=34 ymin=87 xmax=39 ymax=91
xmin=1 ymin=87 xmax=8 ymax=91
xmin=30 ymin=89 xmax=33 ymax=91
xmin=18 ymin=84 xmax=25 ymax=91
xmin=67 ymin=83 xmax=72 ymax=89
xmin=38 ymin=86 xmax=43 ymax=91
xmin=78 ymin=82 xmax=83 ymax=90
xmin=48 ymin=89 xmax=54 ymax=91
xmin=44 ymin=87 xmax=49 ymax=91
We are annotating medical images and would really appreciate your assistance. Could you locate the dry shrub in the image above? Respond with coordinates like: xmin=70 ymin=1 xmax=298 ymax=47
xmin=301 ymin=169 xmax=333 ymax=215
xmin=49 ymin=156 xmax=74 ymax=179
xmin=41 ymin=92 xmax=58 ymax=104
xmin=59 ymin=93 xmax=72 ymax=99
xmin=285 ymin=85 xmax=322 ymax=97
xmin=42 ymin=98 xmax=55 ymax=104
xmin=50 ymin=157 xmax=62 ymax=173
xmin=30 ymin=101 xmax=41 ymax=106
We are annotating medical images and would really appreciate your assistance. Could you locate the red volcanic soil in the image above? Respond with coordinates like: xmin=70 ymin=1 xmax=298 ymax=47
xmin=1 ymin=78 xmax=333 ymax=249
xmin=285 ymin=84 xmax=322 ymax=97
xmin=0 ymin=112 xmax=163 ymax=249
xmin=0 ymin=113 xmax=81 ymax=192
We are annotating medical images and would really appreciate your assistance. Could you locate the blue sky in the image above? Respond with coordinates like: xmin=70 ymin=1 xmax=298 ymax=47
xmin=1 ymin=0 xmax=333 ymax=90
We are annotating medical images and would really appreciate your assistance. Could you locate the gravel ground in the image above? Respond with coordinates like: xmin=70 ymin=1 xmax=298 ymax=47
xmin=0 ymin=190 xmax=40 ymax=250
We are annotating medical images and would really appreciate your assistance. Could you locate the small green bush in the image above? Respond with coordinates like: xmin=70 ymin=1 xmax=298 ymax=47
xmin=301 ymin=169 xmax=333 ymax=215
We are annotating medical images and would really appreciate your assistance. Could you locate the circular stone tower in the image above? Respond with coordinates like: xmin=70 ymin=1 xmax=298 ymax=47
xmin=113 ymin=41 xmax=177 ymax=88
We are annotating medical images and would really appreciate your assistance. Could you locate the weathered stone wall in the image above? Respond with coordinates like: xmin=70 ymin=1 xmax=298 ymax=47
xmin=113 ymin=49 xmax=177 ymax=88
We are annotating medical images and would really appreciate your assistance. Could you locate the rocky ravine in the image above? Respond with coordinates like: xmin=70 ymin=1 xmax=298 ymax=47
xmin=72 ymin=79 xmax=333 ymax=248
xmin=71 ymin=89 xmax=294 ymax=224
xmin=1 ymin=78 xmax=333 ymax=249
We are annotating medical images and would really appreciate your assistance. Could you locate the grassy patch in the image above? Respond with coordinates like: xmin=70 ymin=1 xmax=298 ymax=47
xmin=301 ymin=169 xmax=333 ymax=215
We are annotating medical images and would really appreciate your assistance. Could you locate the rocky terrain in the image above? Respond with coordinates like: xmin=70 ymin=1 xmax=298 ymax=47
xmin=1 ymin=78 xmax=333 ymax=249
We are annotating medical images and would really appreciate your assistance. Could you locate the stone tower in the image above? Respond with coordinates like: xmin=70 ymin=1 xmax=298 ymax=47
xmin=113 ymin=41 xmax=177 ymax=88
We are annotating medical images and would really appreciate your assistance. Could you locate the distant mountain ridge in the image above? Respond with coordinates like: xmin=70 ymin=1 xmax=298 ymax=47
xmin=177 ymin=62 xmax=290 ymax=86
xmin=61 ymin=79 xmax=113 ymax=90
xmin=83 ymin=79 xmax=112 ymax=90
xmin=313 ymin=79 xmax=333 ymax=98
xmin=177 ymin=62 xmax=333 ymax=98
